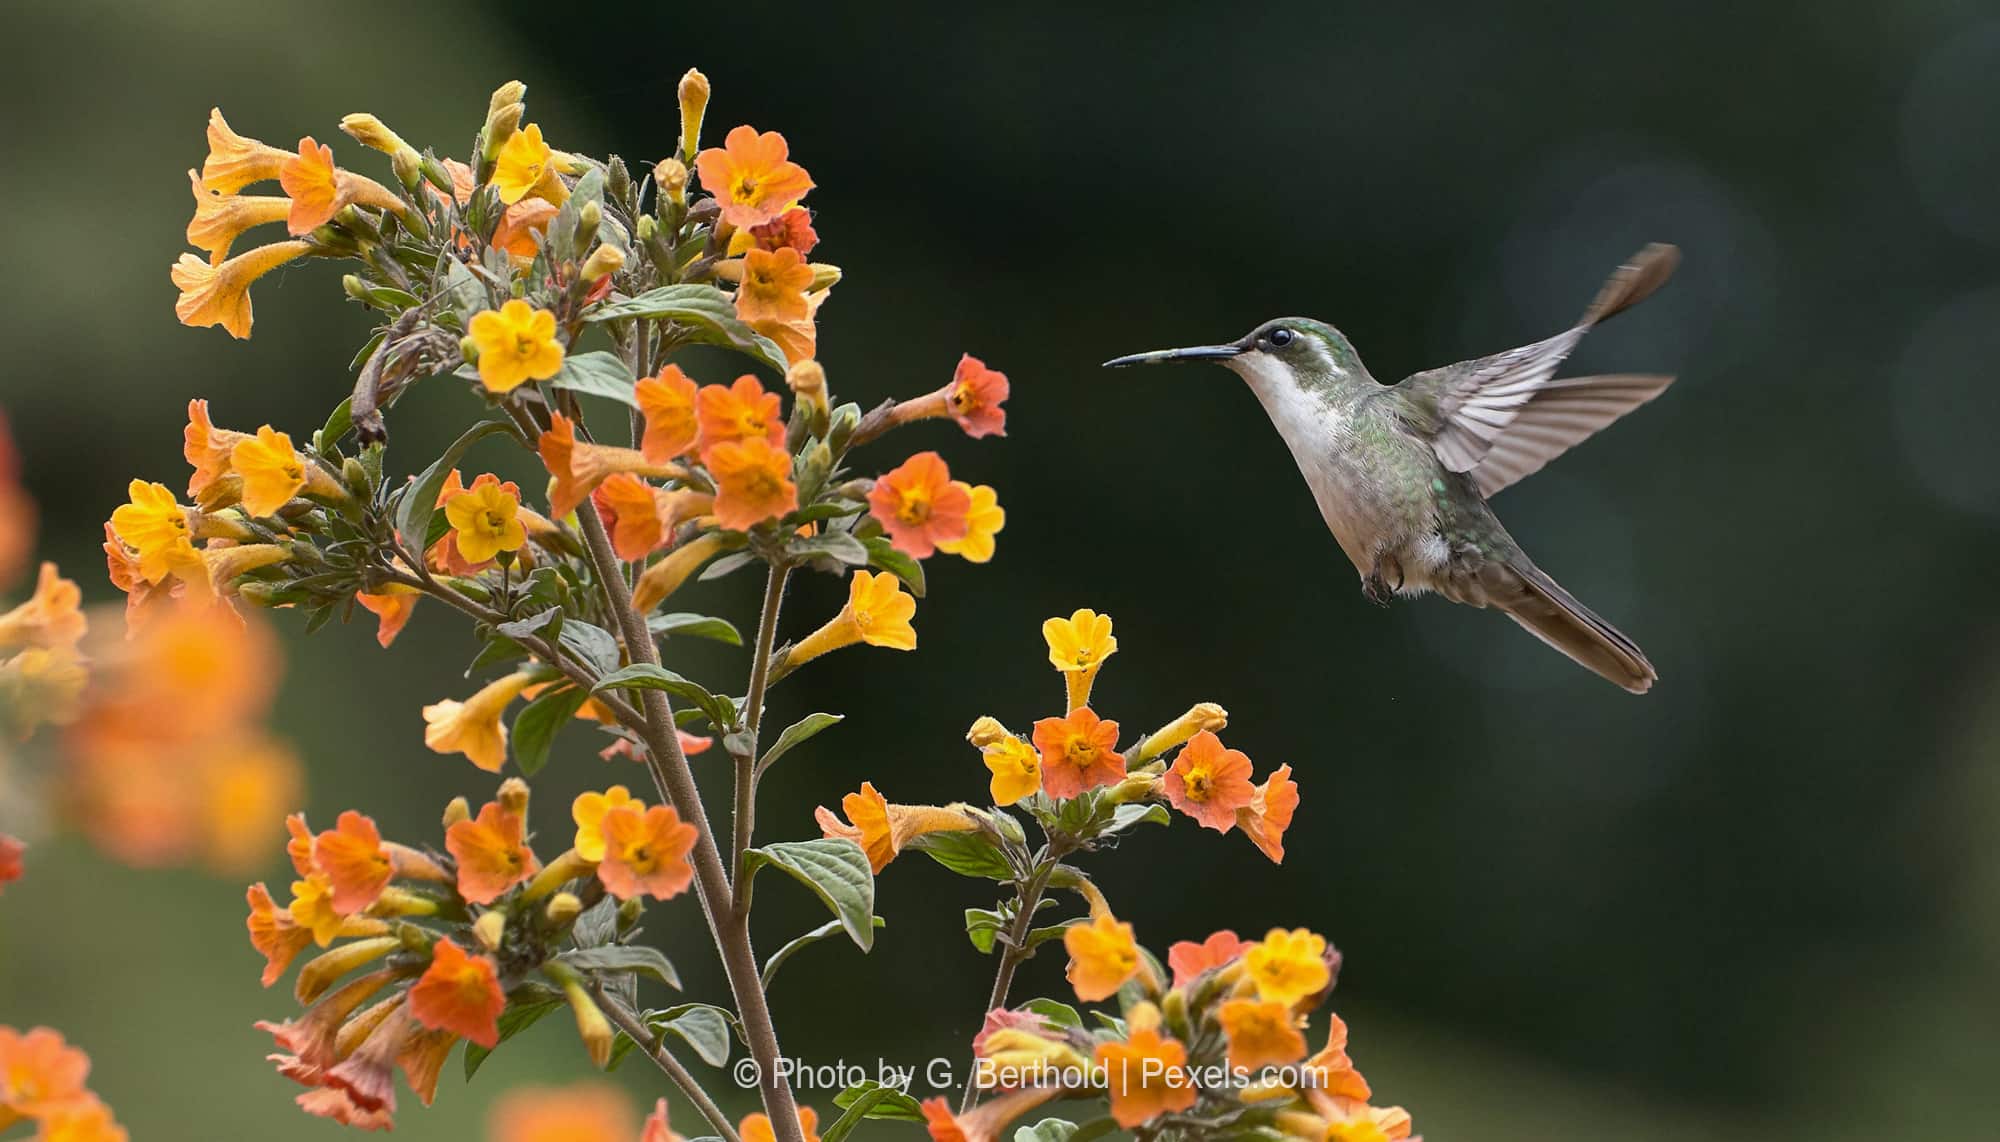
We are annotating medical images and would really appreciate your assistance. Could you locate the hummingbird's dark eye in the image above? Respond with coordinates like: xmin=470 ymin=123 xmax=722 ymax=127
xmin=1267 ymin=328 xmax=1295 ymax=347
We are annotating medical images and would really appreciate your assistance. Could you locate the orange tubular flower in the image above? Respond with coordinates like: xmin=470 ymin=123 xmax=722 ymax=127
xmin=706 ymin=437 xmax=798 ymax=530
xmin=1095 ymin=1005 xmax=1197 ymax=1129
xmin=171 ymin=239 xmax=312 ymax=339
xmin=630 ymin=532 xmax=729 ymax=613
xmin=278 ymin=136 xmax=406 ymax=236
xmin=490 ymin=1083 xmax=639 ymax=1142
xmin=918 ymin=1087 xmax=1062 ymax=1142
xmin=696 ymin=125 xmax=815 ymax=229
xmin=1167 ymin=929 xmax=1244 ymax=988
xmin=0 ymin=835 xmax=21 ymax=892
xmin=1032 ymin=707 xmax=1125 ymax=800
xmin=695 ymin=375 xmax=786 ymax=454
xmin=594 ymin=804 xmax=697 ymax=901
xmin=311 ymin=811 xmax=393 ymax=915
xmin=734 ymin=246 xmax=815 ymax=326
xmin=813 ymin=782 xmax=978 ymax=873
xmin=1064 ymin=912 xmax=1141 ymax=1002
xmin=538 ymin=413 xmax=685 ymax=520
xmin=0 ymin=1025 xmax=92 ymax=1118
xmin=200 ymin=108 xmax=292 ymax=193
xmin=36 ymin=1095 xmax=126 ymax=1142
xmin=740 ymin=1106 xmax=820 ymax=1142
xmin=636 ymin=365 xmax=702 ymax=463
xmin=592 ymin=474 xmax=669 ymax=561
xmin=934 ymin=483 xmax=1003 ymax=563
xmin=1244 ymin=928 xmax=1332 ymax=1009
xmin=185 ymin=169 xmax=290 ymax=263
xmin=468 ymin=299 xmax=565 ymax=393
xmin=946 ymin=354 xmax=1009 ymax=438
xmin=1300 ymin=1015 xmax=1374 ymax=1107
xmin=1162 ymin=731 xmax=1256 ymax=832
xmin=183 ymin=399 xmax=254 ymax=497
xmin=447 ymin=796 xmax=540 ymax=905
xmin=570 ymin=786 xmax=640 ymax=862
xmin=867 ymin=451 xmax=971 ymax=558
xmin=422 ymin=670 xmax=537 ymax=772
xmin=444 ymin=478 xmax=527 ymax=564
xmin=0 ymin=562 xmax=85 ymax=652
xmin=407 ymin=938 xmax=505 ymax=1048
xmin=786 ymin=569 xmax=917 ymax=666
xmin=1236 ymin=763 xmax=1299 ymax=864
xmin=246 ymin=882 xmax=314 ymax=986
xmin=1317 ymin=1097 xmax=1414 ymax=1142
xmin=1219 ymin=998 xmax=1308 ymax=1071
xmin=355 ymin=585 xmax=419 ymax=647
xmin=490 ymin=197 xmax=560 ymax=261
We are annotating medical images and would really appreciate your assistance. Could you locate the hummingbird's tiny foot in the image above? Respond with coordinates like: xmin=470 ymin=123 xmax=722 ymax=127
xmin=1362 ymin=572 xmax=1394 ymax=607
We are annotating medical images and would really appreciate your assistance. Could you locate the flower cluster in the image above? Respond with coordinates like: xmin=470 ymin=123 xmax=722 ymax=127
xmin=247 ymin=778 xmax=706 ymax=1129
xmin=0 ymin=1026 xmax=127 ymax=1141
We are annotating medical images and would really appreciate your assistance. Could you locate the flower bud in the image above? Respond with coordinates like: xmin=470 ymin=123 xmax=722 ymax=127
xmin=482 ymin=102 xmax=525 ymax=162
xmin=421 ymin=155 xmax=457 ymax=197
xmin=487 ymin=80 xmax=527 ymax=118
xmin=966 ymin=716 xmax=1010 ymax=749
xmin=391 ymin=147 xmax=423 ymax=193
xmin=654 ymin=158 xmax=688 ymax=206
xmin=459 ymin=336 xmax=479 ymax=364
xmin=808 ymin=262 xmax=842 ymax=292
xmin=1132 ymin=702 xmax=1230 ymax=765
xmin=677 ymin=69 xmax=710 ymax=158
xmin=545 ymin=891 xmax=582 ymax=927
xmin=579 ymin=243 xmax=625 ymax=284
xmin=341 ymin=456 xmax=373 ymax=498
xmin=294 ymin=936 xmax=401 ymax=1004
xmin=497 ymin=777 xmax=530 ymax=816
xmin=234 ymin=580 xmax=281 ymax=608
xmin=561 ymin=974 xmax=615 ymax=1068
xmin=617 ymin=897 xmax=644 ymax=929
xmin=786 ymin=359 xmax=830 ymax=420
xmin=472 ymin=909 xmax=506 ymax=951
xmin=339 ymin=113 xmax=416 ymax=161
xmin=636 ymin=214 xmax=658 ymax=242
xmin=442 ymin=796 xmax=472 ymax=829
xmin=606 ymin=155 xmax=632 ymax=203
xmin=521 ymin=847 xmax=596 ymax=902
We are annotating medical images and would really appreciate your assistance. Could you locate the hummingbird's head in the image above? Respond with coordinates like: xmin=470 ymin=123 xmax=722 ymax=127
xmin=1102 ymin=317 xmax=1368 ymax=393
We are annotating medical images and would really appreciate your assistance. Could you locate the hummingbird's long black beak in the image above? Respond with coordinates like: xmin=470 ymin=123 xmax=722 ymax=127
xmin=1101 ymin=344 xmax=1243 ymax=368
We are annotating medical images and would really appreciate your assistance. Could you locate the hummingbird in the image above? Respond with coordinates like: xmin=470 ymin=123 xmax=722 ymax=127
xmin=1104 ymin=244 xmax=1680 ymax=694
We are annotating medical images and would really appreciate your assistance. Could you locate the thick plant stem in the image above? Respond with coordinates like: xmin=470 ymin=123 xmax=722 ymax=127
xmin=733 ymin=563 xmax=791 ymax=895
xmin=572 ymin=502 xmax=806 ymax=1142
xmin=961 ymin=858 xmax=1057 ymax=1112
xmin=598 ymin=992 xmax=743 ymax=1142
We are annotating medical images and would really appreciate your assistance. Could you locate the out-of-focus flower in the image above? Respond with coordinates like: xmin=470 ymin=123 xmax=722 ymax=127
xmin=740 ymin=1106 xmax=820 ymax=1142
xmin=734 ymin=247 xmax=814 ymax=327
xmin=407 ymin=938 xmax=504 ymax=1048
xmin=0 ymin=413 xmax=32 ymax=589
xmin=594 ymin=803 xmax=697 ymax=900
xmin=695 ymin=376 xmax=785 ymax=454
xmin=467 ymin=300 xmax=564 ymax=393
xmin=1031 ymin=706 xmax=1124 ymax=800
xmin=1043 ymin=608 xmax=1116 ymax=712
xmin=1094 ymin=1004 xmax=1196 ymax=1128
xmin=643 ymin=1096 xmax=687 ymax=1142
xmin=444 ymin=478 xmax=527 ymax=564
xmin=0 ymin=563 xmax=86 ymax=652
xmin=0 ymin=835 xmax=21 ymax=892
xmin=489 ymin=1082 xmax=639 ymax=1142
xmin=422 ymin=671 xmax=537 ymax=772
xmin=918 ymin=1088 xmax=1063 ymax=1142
xmin=1299 ymin=1015 xmax=1373 ymax=1106
xmin=171 ymin=240 xmax=312 ymax=339
xmin=1162 ymin=731 xmax=1256 ymax=832
xmin=706 ymin=438 xmax=797 ymax=530
xmin=35 ymin=1094 xmax=127 ymax=1141
xmin=1314 ymin=1097 xmax=1414 ymax=1142
xmin=1244 ymin=928 xmax=1331 ymax=1008
xmin=1236 ymin=764 xmax=1298 ymax=864
xmin=1064 ymin=911 xmax=1140 ymax=1002
xmin=977 ymin=729 xmax=1040 ymax=806
xmin=814 ymin=782 xmax=978 ymax=873
xmin=636 ymin=365 xmax=701 ymax=463
xmin=933 ymin=483 xmax=1003 ymax=563
xmin=696 ymin=126 xmax=814 ymax=229
xmin=786 ymin=570 xmax=916 ymax=667
xmin=1167 ymin=929 xmax=1243 ymax=988
xmin=0 ymin=1024 xmax=92 ymax=1117
xmin=867 ymin=452 xmax=971 ymax=559
xmin=1220 ymin=998 xmax=1307 ymax=1071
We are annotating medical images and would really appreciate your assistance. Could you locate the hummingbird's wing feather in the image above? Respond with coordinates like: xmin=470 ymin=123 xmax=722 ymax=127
xmin=1470 ymin=373 xmax=1676 ymax=497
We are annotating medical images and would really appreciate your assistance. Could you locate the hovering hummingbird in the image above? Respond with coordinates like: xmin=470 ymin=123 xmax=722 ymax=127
xmin=1105 ymin=244 xmax=1680 ymax=694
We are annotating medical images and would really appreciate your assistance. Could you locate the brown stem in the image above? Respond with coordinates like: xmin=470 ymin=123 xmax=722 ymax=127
xmin=732 ymin=563 xmax=791 ymax=896
xmin=571 ymin=500 xmax=805 ymax=1142
xmin=597 ymin=990 xmax=743 ymax=1142
xmin=961 ymin=857 xmax=1058 ymax=1112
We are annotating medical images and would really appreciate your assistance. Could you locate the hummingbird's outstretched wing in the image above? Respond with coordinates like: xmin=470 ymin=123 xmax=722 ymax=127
xmin=1399 ymin=244 xmax=1680 ymax=488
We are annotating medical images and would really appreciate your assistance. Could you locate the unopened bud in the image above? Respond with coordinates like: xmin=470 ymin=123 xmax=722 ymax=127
xmin=459 ymin=336 xmax=479 ymax=364
xmin=341 ymin=456 xmax=373 ymax=498
xmin=391 ymin=147 xmax=423 ymax=192
xmin=786 ymin=358 xmax=829 ymax=412
xmin=1161 ymin=987 xmax=1190 ymax=1038
xmin=577 ymin=200 xmax=602 ymax=244
xmin=636 ymin=214 xmax=658 ymax=242
xmin=487 ymin=80 xmax=527 ymax=118
xmin=483 ymin=102 xmax=525 ymax=162
xmin=339 ymin=113 xmax=416 ymax=162
xmin=295 ymin=936 xmax=400 ymax=1004
xmin=442 ymin=796 xmax=471 ymax=829
xmin=561 ymin=974 xmax=615 ymax=1068
xmin=342 ymin=274 xmax=370 ymax=303
xmin=966 ymin=716 xmax=1010 ymax=749
xmin=472 ymin=909 xmax=506 ymax=951
xmin=579 ymin=243 xmax=625 ymax=284
xmin=234 ymin=580 xmax=280 ymax=607
xmin=654 ymin=158 xmax=688 ymax=205
xmin=421 ymin=154 xmax=456 ymax=196
xmin=1133 ymin=702 xmax=1230 ymax=765
xmin=808 ymin=262 xmax=842 ymax=292
xmin=1107 ymin=771 xmax=1162 ymax=805
xmin=677 ymin=69 xmax=710 ymax=158
xmin=497 ymin=777 xmax=530 ymax=816
xmin=545 ymin=891 xmax=582 ymax=927
xmin=617 ymin=897 xmax=644 ymax=928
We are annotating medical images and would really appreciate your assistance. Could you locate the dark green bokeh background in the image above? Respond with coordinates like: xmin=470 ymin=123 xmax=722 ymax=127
xmin=4 ymin=1 xmax=1999 ymax=1137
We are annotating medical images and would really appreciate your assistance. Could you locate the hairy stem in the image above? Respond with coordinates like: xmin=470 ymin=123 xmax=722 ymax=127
xmin=961 ymin=856 xmax=1058 ymax=1112
xmin=732 ymin=563 xmax=791 ymax=896
xmin=597 ymin=991 xmax=743 ymax=1142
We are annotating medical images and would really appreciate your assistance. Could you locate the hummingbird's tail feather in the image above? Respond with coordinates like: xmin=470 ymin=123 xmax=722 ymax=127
xmin=1494 ymin=558 xmax=1656 ymax=694
xmin=1580 ymin=243 xmax=1680 ymax=327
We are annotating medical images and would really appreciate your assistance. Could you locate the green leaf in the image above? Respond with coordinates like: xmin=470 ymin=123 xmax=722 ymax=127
xmin=788 ymin=531 xmax=869 ymax=566
xmin=583 ymin=284 xmax=788 ymax=372
xmin=742 ymin=839 xmax=876 ymax=950
xmin=512 ymin=685 xmax=591 ymax=777
xmin=571 ymin=896 xmax=620 ymax=948
xmin=645 ymin=1003 xmax=735 ymax=1067
xmin=862 ymin=535 xmax=925 ymax=597
xmin=758 ymin=713 xmax=843 ymax=773
xmin=964 ymin=907 xmax=1005 ymax=954
xmin=908 ymin=830 xmax=1013 ymax=881
xmin=1021 ymin=998 xmax=1084 ymax=1028
xmin=548 ymin=350 xmax=640 ymax=407
xmin=395 ymin=420 xmax=511 ymax=552
xmin=314 ymin=398 xmax=353 ymax=454
xmin=760 ymin=916 xmax=884 ymax=988
xmin=557 ymin=944 xmax=682 ymax=989
xmin=558 ymin=619 xmax=623 ymax=674
xmin=698 ymin=550 xmax=760 ymax=582
xmin=496 ymin=607 xmax=562 ymax=643
xmin=1014 ymin=1121 xmax=1079 ymax=1142
xmin=1026 ymin=923 xmax=1074 ymax=949
xmin=593 ymin=664 xmax=737 ymax=733
xmin=648 ymin=612 xmax=743 ymax=645
xmin=831 ymin=1079 xmax=927 ymax=1124
xmin=464 ymin=996 xmax=564 ymax=1078
xmin=1099 ymin=802 xmax=1171 ymax=838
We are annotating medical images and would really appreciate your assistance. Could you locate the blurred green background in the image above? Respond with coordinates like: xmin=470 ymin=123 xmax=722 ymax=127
xmin=4 ymin=0 xmax=1999 ymax=1137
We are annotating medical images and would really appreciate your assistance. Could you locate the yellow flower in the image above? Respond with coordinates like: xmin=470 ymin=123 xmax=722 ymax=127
xmin=1064 ymin=911 xmax=1141 ymax=1002
xmin=185 ymin=170 xmax=289 ymax=263
xmin=979 ymin=732 xmax=1040 ymax=806
xmin=444 ymin=480 xmax=527 ymax=564
xmin=171 ymin=240 xmax=312 ymax=340
xmin=677 ymin=68 xmax=710 ymax=158
xmin=934 ymin=483 xmax=1004 ymax=563
xmin=1132 ymin=702 xmax=1229 ymax=765
xmin=422 ymin=671 xmax=537 ymax=772
xmin=1043 ymin=608 xmax=1117 ymax=711
xmin=468 ymin=299 xmax=565 ymax=393
xmin=571 ymin=785 xmax=640 ymax=862
xmin=785 ymin=570 xmax=916 ymax=667
xmin=287 ymin=872 xmax=344 ymax=946
xmin=109 ymin=480 xmax=197 ymax=583
xmin=1219 ymin=999 xmax=1308 ymax=1071
xmin=492 ymin=122 xmax=562 ymax=206
xmin=1244 ymin=928 xmax=1331 ymax=1008
xmin=630 ymin=533 xmax=728 ymax=614
xmin=230 ymin=425 xmax=307 ymax=517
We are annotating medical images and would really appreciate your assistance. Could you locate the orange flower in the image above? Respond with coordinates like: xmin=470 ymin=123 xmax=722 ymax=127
xmin=595 ymin=804 xmax=698 ymax=901
xmin=592 ymin=474 xmax=669 ymax=562
xmin=1031 ymin=707 xmax=1125 ymax=800
xmin=748 ymin=206 xmax=818 ymax=255
xmin=422 ymin=670 xmax=537 ymax=772
xmin=740 ymin=1106 xmax=820 ymax=1142
xmin=1219 ymin=999 xmax=1307 ymax=1071
xmin=279 ymin=136 xmax=340 ymax=234
xmin=355 ymin=586 xmax=419 ymax=647
xmin=867 ymin=452 xmax=971 ymax=558
xmin=1235 ymin=763 xmax=1299 ymax=864
xmin=642 ymin=1097 xmax=686 ymax=1142
xmin=1162 ymin=731 xmax=1256 ymax=832
xmin=813 ymin=782 xmax=978 ymax=873
xmin=310 ymin=810 xmax=393 ymax=915
xmin=0 ymin=1025 xmax=92 ymax=1117
xmin=407 ymin=938 xmax=505 ymax=1048
xmin=490 ymin=197 xmax=560 ymax=260
xmin=734 ymin=246 xmax=815 ymax=326
xmin=1167 ymin=929 xmax=1243 ymax=988
xmin=171 ymin=239 xmax=312 ymax=339
xmin=695 ymin=375 xmax=786 ymax=454
xmin=538 ymin=413 xmax=685 ymax=520
xmin=246 ymin=882 xmax=314 ymax=986
xmin=696 ymin=125 xmax=814 ymax=229
xmin=918 ymin=1088 xmax=1063 ymax=1142
xmin=230 ymin=424 xmax=307 ymax=517
xmin=946 ymin=354 xmax=1009 ymax=438
xmin=0 ymin=834 xmax=21 ymax=892
xmin=706 ymin=437 xmax=798 ymax=530
xmin=1318 ymin=1098 xmax=1414 ymax=1142
xmin=1300 ymin=1015 xmax=1374 ymax=1107
xmin=1064 ymin=912 xmax=1140 ymax=1002
xmin=1094 ymin=1006 xmax=1197 ymax=1129
xmin=448 ymin=796 xmax=539 ymax=905
xmin=489 ymin=1082 xmax=638 ymax=1142
xmin=36 ymin=1095 xmax=127 ymax=1142
xmin=750 ymin=288 xmax=826 ymax=366
xmin=630 ymin=533 xmax=729 ymax=613
xmin=636 ymin=365 xmax=701 ymax=463
xmin=0 ymin=562 xmax=86 ymax=652
xmin=200 ymin=108 xmax=293 ymax=193
xmin=185 ymin=169 xmax=289 ymax=263
xmin=183 ymin=399 xmax=253 ymax=497
xmin=933 ymin=483 xmax=1003 ymax=563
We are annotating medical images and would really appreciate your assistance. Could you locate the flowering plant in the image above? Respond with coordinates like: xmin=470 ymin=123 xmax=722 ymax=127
xmin=0 ymin=72 xmax=1426 ymax=1141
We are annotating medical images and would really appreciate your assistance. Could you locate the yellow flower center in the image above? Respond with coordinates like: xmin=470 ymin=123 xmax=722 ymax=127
xmin=732 ymin=175 xmax=759 ymax=203
xmin=513 ymin=331 xmax=540 ymax=358
xmin=949 ymin=382 xmax=977 ymax=413
xmin=895 ymin=489 xmax=932 ymax=526
xmin=1183 ymin=766 xmax=1214 ymax=802
xmin=1065 ymin=736 xmax=1097 ymax=766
